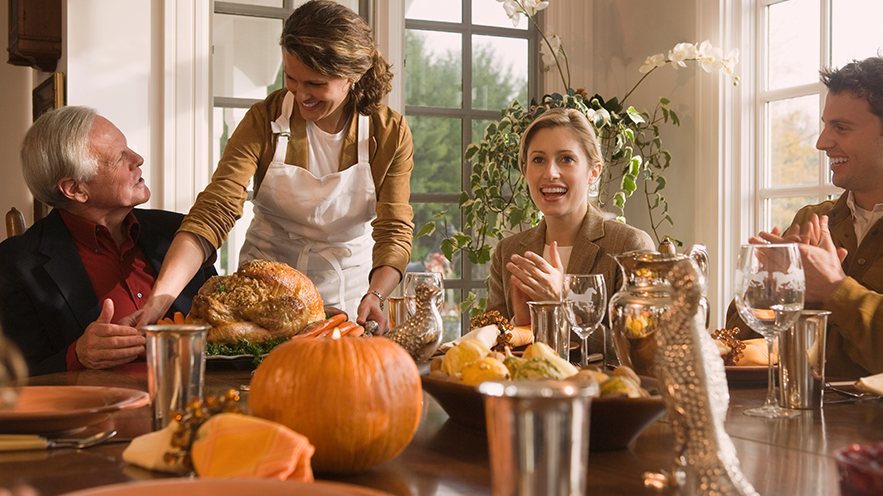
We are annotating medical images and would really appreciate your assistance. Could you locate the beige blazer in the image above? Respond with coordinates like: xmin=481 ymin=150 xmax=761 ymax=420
xmin=486 ymin=205 xmax=655 ymax=321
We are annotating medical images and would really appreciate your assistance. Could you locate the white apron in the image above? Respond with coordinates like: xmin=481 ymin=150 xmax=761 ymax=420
xmin=239 ymin=92 xmax=376 ymax=317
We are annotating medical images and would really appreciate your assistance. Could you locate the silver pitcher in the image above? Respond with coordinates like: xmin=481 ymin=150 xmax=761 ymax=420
xmin=608 ymin=244 xmax=708 ymax=377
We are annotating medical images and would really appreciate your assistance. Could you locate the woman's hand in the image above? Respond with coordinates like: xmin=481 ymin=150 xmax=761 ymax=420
xmin=507 ymin=242 xmax=564 ymax=324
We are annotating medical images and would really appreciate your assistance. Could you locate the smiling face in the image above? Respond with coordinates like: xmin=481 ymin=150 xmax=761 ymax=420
xmin=524 ymin=126 xmax=601 ymax=226
xmin=283 ymin=51 xmax=353 ymax=134
xmin=816 ymin=91 xmax=883 ymax=209
xmin=82 ymin=116 xmax=150 ymax=212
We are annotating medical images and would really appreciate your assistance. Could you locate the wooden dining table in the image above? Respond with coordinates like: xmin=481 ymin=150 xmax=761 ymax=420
xmin=1 ymin=363 xmax=880 ymax=496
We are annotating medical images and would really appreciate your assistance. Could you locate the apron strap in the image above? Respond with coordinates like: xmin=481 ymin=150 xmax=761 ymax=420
xmin=294 ymin=238 xmax=353 ymax=309
xmin=357 ymin=114 xmax=370 ymax=164
xmin=270 ymin=92 xmax=295 ymax=164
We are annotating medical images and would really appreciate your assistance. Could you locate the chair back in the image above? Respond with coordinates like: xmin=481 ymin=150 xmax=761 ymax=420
xmin=6 ymin=207 xmax=26 ymax=237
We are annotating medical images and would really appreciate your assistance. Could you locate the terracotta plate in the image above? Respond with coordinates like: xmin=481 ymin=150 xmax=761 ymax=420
xmin=0 ymin=386 xmax=149 ymax=435
xmin=59 ymin=479 xmax=396 ymax=496
xmin=421 ymin=374 xmax=665 ymax=451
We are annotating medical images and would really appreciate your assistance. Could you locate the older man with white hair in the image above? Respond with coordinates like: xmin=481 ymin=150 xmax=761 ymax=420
xmin=0 ymin=106 xmax=216 ymax=376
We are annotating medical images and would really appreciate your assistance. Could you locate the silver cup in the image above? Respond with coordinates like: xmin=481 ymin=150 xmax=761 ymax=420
xmin=527 ymin=301 xmax=570 ymax=359
xmin=142 ymin=324 xmax=209 ymax=430
xmin=778 ymin=310 xmax=830 ymax=409
xmin=479 ymin=380 xmax=599 ymax=496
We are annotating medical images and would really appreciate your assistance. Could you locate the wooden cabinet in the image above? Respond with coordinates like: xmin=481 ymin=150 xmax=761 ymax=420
xmin=7 ymin=0 xmax=62 ymax=72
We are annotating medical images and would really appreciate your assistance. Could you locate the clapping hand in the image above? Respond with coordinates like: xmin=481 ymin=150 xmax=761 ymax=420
xmin=753 ymin=214 xmax=847 ymax=304
xmin=507 ymin=242 xmax=564 ymax=325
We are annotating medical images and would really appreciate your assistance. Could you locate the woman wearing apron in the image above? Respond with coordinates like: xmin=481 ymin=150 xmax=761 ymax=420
xmin=126 ymin=0 xmax=414 ymax=334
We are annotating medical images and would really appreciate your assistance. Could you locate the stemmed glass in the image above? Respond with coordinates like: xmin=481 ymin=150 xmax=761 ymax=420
xmin=563 ymin=274 xmax=607 ymax=368
xmin=404 ymin=272 xmax=444 ymax=315
xmin=734 ymin=243 xmax=805 ymax=419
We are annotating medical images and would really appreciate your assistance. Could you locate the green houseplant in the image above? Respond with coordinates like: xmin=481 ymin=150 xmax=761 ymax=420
xmin=417 ymin=0 xmax=739 ymax=313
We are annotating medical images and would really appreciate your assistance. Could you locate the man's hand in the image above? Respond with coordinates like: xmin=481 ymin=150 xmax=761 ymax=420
xmin=754 ymin=214 xmax=848 ymax=304
xmin=507 ymin=242 xmax=565 ymax=324
xmin=76 ymin=299 xmax=146 ymax=369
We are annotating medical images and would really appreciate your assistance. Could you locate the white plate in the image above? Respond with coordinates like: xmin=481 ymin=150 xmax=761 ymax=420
xmin=59 ymin=479 xmax=396 ymax=496
xmin=0 ymin=386 xmax=149 ymax=435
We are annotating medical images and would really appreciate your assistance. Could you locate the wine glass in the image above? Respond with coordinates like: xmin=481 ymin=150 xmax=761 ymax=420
xmin=0 ymin=333 xmax=28 ymax=409
xmin=734 ymin=243 xmax=805 ymax=419
xmin=563 ymin=274 xmax=607 ymax=368
xmin=404 ymin=272 xmax=444 ymax=315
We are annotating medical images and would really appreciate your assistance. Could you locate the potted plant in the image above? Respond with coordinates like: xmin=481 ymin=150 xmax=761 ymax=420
xmin=417 ymin=0 xmax=739 ymax=314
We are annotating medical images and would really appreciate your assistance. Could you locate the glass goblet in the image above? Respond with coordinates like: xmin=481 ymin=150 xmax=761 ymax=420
xmin=563 ymin=274 xmax=607 ymax=368
xmin=735 ymin=243 xmax=805 ymax=419
xmin=404 ymin=271 xmax=444 ymax=314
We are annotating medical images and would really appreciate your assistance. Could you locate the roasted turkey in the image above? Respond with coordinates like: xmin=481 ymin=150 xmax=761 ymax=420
xmin=187 ymin=260 xmax=325 ymax=344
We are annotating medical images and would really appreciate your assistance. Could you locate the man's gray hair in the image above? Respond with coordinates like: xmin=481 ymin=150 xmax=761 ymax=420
xmin=20 ymin=106 xmax=99 ymax=208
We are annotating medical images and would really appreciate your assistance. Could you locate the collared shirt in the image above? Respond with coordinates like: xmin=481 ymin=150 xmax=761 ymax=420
xmin=846 ymin=191 xmax=883 ymax=246
xmin=58 ymin=209 xmax=156 ymax=369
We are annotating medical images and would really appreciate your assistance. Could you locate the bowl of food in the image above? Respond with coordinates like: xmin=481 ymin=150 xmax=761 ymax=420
xmin=421 ymin=339 xmax=666 ymax=451
xmin=836 ymin=442 xmax=883 ymax=496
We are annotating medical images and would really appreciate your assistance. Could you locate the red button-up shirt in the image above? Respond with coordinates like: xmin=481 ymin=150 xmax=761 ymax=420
xmin=59 ymin=210 xmax=156 ymax=370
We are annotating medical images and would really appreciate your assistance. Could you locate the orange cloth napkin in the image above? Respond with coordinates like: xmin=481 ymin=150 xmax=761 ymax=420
xmin=191 ymin=413 xmax=315 ymax=481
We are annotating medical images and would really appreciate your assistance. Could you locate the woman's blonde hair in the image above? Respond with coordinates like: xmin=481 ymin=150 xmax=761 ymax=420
xmin=519 ymin=108 xmax=603 ymax=174
xmin=281 ymin=0 xmax=392 ymax=115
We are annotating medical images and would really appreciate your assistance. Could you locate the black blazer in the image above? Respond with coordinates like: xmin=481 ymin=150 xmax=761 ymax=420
xmin=0 ymin=208 xmax=216 ymax=376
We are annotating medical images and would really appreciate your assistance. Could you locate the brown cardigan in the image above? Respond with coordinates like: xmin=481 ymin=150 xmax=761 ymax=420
xmin=179 ymin=89 xmax=415 ymax=277
xmin=486 ymin=205 xmax=655 ymax=321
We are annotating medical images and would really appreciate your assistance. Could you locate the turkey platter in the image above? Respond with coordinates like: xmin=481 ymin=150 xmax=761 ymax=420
xmin=187 ymin=260 xmax=325 ymax=344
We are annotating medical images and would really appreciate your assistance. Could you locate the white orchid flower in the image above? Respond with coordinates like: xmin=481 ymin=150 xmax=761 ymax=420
xmin=639 ymin=53 xmax=666 ymax=74
xmin=496 ymin=0 xmax=522 ymax=25
xmin=539 ymin=26 xmax=563 ymax=71
xmin=522 ymin=0 xmax=550 ymax=17
xmin=668 ymin=42 xmax=698 ymax=69
xmin=722 ymin=48 xmax=740 ymax=74
xmin=697 ymin=41 xmax=723 ymax=73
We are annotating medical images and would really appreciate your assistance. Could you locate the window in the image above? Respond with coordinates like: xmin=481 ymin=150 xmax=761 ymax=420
xmin=405 ymin=0 xmax=537 ymax=339
xmin=211 ymin=0 xmax=361 ymax=275
xmin=756 ymin=0 xmax=883 ymax=232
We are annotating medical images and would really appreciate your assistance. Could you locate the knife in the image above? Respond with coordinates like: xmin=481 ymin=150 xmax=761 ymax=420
xmin=0 ymin=430 xmax=116 ymax=451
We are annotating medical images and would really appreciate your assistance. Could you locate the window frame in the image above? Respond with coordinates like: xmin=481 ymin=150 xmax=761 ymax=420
xmin=404 ymin=0 xmax=541 ymax=334
xmin=753 ymin=0 xmax=842 ymax=233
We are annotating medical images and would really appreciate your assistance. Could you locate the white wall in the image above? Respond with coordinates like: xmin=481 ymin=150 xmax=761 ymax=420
xmin=0 ymin=0 xmax=35 ymax=240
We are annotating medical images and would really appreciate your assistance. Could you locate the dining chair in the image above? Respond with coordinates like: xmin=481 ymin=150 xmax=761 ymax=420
xmin=6 ymin=207 xmax=25 ymax=237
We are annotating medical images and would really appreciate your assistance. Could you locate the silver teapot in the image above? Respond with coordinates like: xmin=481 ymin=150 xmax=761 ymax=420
xmin=608 ymin=242 xmax=708 ymax=377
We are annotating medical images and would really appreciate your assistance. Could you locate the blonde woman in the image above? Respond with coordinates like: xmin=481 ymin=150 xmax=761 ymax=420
xmin=486 ymin=108 xmax=654 ymax=326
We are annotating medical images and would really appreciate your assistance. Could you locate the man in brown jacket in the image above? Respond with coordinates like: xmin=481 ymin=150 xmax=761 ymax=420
xmin=729 ymin=56 xmax=883 ymax=380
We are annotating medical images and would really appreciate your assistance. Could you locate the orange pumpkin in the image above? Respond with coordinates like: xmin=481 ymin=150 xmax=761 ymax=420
xmin=249 ymin=335 xmax=423 ymax=474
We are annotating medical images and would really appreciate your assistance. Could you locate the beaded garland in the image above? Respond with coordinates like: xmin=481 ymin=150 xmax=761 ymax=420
xmin=164 ymin=389 xmax=243 ymax=469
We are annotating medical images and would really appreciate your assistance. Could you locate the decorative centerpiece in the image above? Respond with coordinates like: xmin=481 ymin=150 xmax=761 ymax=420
xmin=652 ymin=258 xmax=757 ymax=495
xmin=387 ymin=281 xmax=444 ymax=361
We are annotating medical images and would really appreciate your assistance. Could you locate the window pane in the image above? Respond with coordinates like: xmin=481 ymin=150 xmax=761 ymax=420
xmin=769 ymin=95 xmax=819 ymax=187
xmin=405 ymin=30 xmax=462 ymax=108
xmin=212 ymin=107 xmax=255 ymax=276
xmin=472 ymin=35 xmax=528 ymax=111
xmin=213 ymin=14 xmax=283 ymax=99
xmin=409 ymin=115 xmax=463 ymax=194
xmin=472 ymin=0 xmax=528 ymax=29
xmin=767 ymin=196 xmax=816 ymax=232
xmin=410 ymin=201 xmax=462 ymax=272
xmin=406 ymin=0 xmax=461 ymax=23
xmin=832 ymin=0 xmax=883 ymax=68
xmin=767 ymin=0 xmax=819 ymax=90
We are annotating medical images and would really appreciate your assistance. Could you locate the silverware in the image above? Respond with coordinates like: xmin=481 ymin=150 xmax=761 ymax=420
xmin=0 ymin=430 xmax=116 ymax=451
